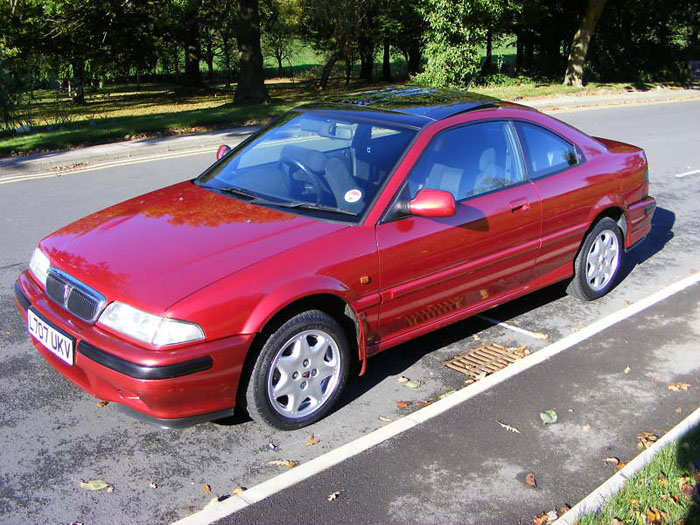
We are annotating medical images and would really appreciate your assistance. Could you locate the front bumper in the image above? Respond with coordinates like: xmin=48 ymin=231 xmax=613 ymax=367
xmin=15 ymin=271 xmax=253 ymax=427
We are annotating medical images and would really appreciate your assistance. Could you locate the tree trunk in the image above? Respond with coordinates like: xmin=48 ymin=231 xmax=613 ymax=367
xmin=359 ymin=42 xmax=374 ymax=82
xmin=319 ymin=54 xmax=340 ymax=90
xmin=563 ymin=0 xmax=608 ymax=87
xmin=206 ymin=40 xmax=215 ymax=81
xmin=222 ymin=34 xmax=232 ymax=88
xmin=482 ymin=28 xmax=493 ymax=74
xmin=72 ymin=61 xmax=85 ymax=104
xmin=382 ymin=40 xmax=391 ymax=82
xmin=234 ymin=0 xmax=270 ymax=104
xmin=182 ymin=1 xmax=202 ymax=88
xmin=276 ymin=52 xmax=284 ymax=77
xmin=406 ymin=41 xmax=421 ymax=76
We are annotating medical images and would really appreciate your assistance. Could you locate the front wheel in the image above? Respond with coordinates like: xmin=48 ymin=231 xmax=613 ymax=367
xmin=567 ymin=217 xmax=624 ymax=301
xmin=244 ymin=310 xmax=350 ymax=430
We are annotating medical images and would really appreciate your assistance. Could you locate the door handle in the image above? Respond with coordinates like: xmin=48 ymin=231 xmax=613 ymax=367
xmin=510 ymin=198 xmax=530 ymax=213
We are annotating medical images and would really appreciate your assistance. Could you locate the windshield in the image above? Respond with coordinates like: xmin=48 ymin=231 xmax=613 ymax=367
xmin=196 ymin=111 xmax=416 ymax=220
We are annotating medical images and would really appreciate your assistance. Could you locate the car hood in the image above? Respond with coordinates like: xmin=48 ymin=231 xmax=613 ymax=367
xmin=40 ymin=182 xmax=347 ymax=313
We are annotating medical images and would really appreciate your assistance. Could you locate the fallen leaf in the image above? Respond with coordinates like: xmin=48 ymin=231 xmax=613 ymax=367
xmin=378 ymin=416 xmax=392 ymax=422
xmin=106 ymin=485 xmax=114 ymax=493
xmin=582 ymin=424 xmax=591 ymax=431
xmin=436 ymin=390 xmax=456 ymax=400
xmin=148 ymin=482 xmax=157 ymax=489
xmin=304 ymin=435 xmax=321 ymax=446
xmin=637 ymin=431 xmax=659 ymax=449
xmin=395 ymin=401 xmax=411 ymax=408
xmin=415 ymin=400 xmax=433 ymax=407
xmin=533 ymin=512 xmax=548 ymax=524
xmin=326 ymin=490 xmax=342 ymax=501
xmin=96 ymin=400 xmax=110 ymax=408
xmin=267 ymin=460 xmax=299 ymax=468
xmin=624 ymin=365 xmax=631 ymax=374
xmin=496 ymin=420 xmax=521 ymax=434
xmin=179 ymin=505 xmax=196 ymax=510
xmin=546 ymin=510 xmax=558 ymax=521
xmin=472 ymin=334 xmax=481 ymax=341
xmin=396 ymin=376 xmax=409 ymax=383
xmin=680 ymin=481 xmax=696 ymax=499
xmin=559 ymin=504 xmax=570 ymax=515
xmin=231 ymin=487 xmax=246 ymax=495
xmin=676 ymin=407 xmax=683 ymax=414
xmin=646 ymin=507 xmax=663 ymax=524
xmin=611 ymin=519 xmax=625 ymax=525
xmin=79 ymin=479 xmax=111 ymax=491
xmin=668 ymin=382 xmax=690 ymax=392
xmin=525 ymin=473 xmax=537 ymax=489
xmin=539 ymin=409 xmax=558 ymax=425
xmin=405 ymin=380 xmax=423 ymax=388
xmin=603 ymin=457 xmax=620 ymax=465
xmin=616 ymin=461 xmax=628 ymax=470
xmin=203 ymin=484 xmax=212 ymax=494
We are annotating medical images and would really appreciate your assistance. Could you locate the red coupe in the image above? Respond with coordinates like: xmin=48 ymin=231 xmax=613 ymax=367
xmin=15 ymin=88 xmax=656 ymax=429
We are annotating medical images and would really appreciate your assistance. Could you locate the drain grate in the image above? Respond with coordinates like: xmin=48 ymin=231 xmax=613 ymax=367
xmin=443 ymin=342 xmax=530 ymax=383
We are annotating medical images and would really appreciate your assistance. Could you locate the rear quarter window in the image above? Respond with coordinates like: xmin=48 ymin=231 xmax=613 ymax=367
xmin=515 ymin=121 xmax=579 ymax=179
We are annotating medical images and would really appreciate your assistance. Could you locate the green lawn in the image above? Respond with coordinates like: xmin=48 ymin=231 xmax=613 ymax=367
xmin=578 ymin=426 xmax=700 ymax=524
xmin=0 ymin=75 xmax=657 ymax=157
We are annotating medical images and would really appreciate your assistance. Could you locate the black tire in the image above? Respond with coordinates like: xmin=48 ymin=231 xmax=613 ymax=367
xmin=567 ymin=217 xmax=624 ymax=301
xmin=244 ymin=310 xmax=350 ymax=430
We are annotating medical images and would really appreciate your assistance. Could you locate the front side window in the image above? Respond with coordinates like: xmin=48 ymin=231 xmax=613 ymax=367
xmin=404 ymin=120 xmax=525 ymax=201
xmin=515 ymin=122 xmax=579 ymax=178
xmin=196 ymin=112 xmax=416 ymax=220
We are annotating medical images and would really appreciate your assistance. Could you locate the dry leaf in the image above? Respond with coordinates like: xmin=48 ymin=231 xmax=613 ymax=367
xmin=533 ymin=512 xmax=548 ymax=524
xmin=676 ymin=407 xmax=683 ymax=413
xmin=611 ymin=519 xmax=625 ymax=525
xmin=231 ymin=487 xmax=246 ymax=495
xmin=203 ymin=484 xmax=212 ymax=494
xmin=267 ymin=460 xmax=299 ymax=468
xmin=637 ymin=431 xmax=659 ymax=449
xmin=405 ymin=380 xmax=423 ymax=388
xmin=559 ymin=504 xmax=570 ymax=515
xmin=623 ymin=365 xmax=630 ymax=374
xmin=525 ymin=473 xmax=537 ymax=489
xmin=497 ymin=420 xmax=521 ymax=434
xmin=546 ymin=510 xmax=558 ymax=521
xmin=582 ymin=424 xmax=591 ymax=431
xmin=472 ymin=334 xmax=481 ymax=341
xmin=603 ymin=457 xmax=620 ymax=465
xmin=680 ymin=481 xmax=696 ymax=499
xmin=148 ymin=482 xmax=157 ymax=489
xmin=396 ymin=376 xmax=409 ymax=383
xmin=415 ymin=400 xmax=433 ymax=407
xmin=396 ymin=401 xmax=411 ymax=408
xmin=326 ymin=491 xmax=342 ymax=501
xmin=668 ymin=382 xmax=690 ymax=392
xmin=106 ymin=485 xmax=114 ymax=493
xmin=79 ymin=479 xmax=111 ymax=491
xmin=96 ymin=400 xmax=110 ymax=408
xmin=179 ymin=505 xmax=196 ymax=510
xmin=616 ymin=462 xmax=628 ymax=471
xmin=304 ymin=435 xmax=320 ymax=446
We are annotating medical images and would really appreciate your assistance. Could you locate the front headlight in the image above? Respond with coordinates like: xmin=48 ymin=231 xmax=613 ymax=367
xmin=29 ymin=247 xmax=50 ymax=287
xmin=97 ymin=302 xmax=205 ymax=346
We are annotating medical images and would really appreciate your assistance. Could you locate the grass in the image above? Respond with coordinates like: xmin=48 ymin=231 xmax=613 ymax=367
xmin=0 ymin=68 xmax=663 ymax=157
xmin=578 ymin=426 xmax=700 ymax=524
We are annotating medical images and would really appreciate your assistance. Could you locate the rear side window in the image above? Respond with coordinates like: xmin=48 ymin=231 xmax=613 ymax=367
xmin=515 ymin=122 xmax=579 ymax=179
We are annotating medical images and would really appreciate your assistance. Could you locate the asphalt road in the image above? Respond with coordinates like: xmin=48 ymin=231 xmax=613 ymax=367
xmin=0 ymin=100 xmax=699 ymax=524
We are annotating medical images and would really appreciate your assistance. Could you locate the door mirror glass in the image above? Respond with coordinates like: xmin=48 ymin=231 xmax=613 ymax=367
xmin=216 ymin=144 xmax=231 ymax=161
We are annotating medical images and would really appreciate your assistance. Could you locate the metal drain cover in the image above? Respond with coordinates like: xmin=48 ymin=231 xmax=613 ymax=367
xmin=443 ymin=341 xmax=530 ymax=383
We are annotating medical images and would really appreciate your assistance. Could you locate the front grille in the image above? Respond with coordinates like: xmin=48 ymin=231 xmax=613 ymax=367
xmin=45 ymin=269 xmax=106 ymax=323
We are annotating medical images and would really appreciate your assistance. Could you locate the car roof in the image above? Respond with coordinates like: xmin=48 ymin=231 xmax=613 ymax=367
xmin=297 ymin=87 xmax=504 ymax=129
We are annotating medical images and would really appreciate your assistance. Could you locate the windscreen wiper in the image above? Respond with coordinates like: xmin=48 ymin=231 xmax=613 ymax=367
xmin=281 ymin=201 xmax=358 ymax=217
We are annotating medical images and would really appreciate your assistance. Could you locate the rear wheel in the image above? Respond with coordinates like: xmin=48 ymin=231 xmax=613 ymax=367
xmin=244 ymin=310 xmax=350 ymax=430
xmin=567 ymin=217 xmax=623 ymax=301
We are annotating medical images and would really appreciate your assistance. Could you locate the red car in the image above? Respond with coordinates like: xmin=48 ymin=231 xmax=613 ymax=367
xmin=15 ymin=88 xmax=656 ymax=430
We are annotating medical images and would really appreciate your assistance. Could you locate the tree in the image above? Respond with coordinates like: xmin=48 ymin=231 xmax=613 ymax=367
xmin=234 ymin=0 xmax=270 ymax=103
xmin=261 ymin=0 xmax=301 ymax=77
xmin=418 ymin=0 xmax=515 ymax=88
xmin=563 ymin=0 xmax=608 ymax=87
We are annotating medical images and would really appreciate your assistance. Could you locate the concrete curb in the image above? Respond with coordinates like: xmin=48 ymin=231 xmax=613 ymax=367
xmin=557 ymin=406 xmax=700 ymax=524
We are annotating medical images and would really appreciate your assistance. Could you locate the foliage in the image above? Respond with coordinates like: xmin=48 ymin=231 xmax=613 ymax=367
xmin=416 ymin=0 xmax=518 ymax=89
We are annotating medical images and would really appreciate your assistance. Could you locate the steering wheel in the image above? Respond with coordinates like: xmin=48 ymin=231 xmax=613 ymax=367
xmin=279 ymin=158 xmax=336 ymax=206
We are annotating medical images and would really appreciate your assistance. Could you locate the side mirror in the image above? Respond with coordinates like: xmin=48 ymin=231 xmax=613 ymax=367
xmin=408 ymin=189 xmax=456 ymax=218
xmin=216 ymin=144 xmax=231 ymax=160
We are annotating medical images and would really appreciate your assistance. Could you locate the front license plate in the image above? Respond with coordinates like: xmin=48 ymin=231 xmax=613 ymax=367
xmin=27 ymin=309 xmax=75 ymax=366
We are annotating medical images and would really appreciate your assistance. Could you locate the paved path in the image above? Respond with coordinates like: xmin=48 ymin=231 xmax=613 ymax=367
xmin=215 ymin=282 xmax=700 ymax=524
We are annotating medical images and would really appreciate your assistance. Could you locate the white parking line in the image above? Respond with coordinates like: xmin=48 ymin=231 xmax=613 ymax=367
xmin=0 ymin=149 xmax=211 ymax=186
xmin=475 ymin=314 xmax=548 ymax=340
xmin=675 ymin=169 xmax=700 ymax=178
xmin=173 ymin=271 xmax=700 ymax=525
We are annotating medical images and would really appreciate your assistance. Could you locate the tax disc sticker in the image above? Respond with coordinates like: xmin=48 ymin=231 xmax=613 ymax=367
xmin=344 ymin=189 xmax=362 ymax=203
